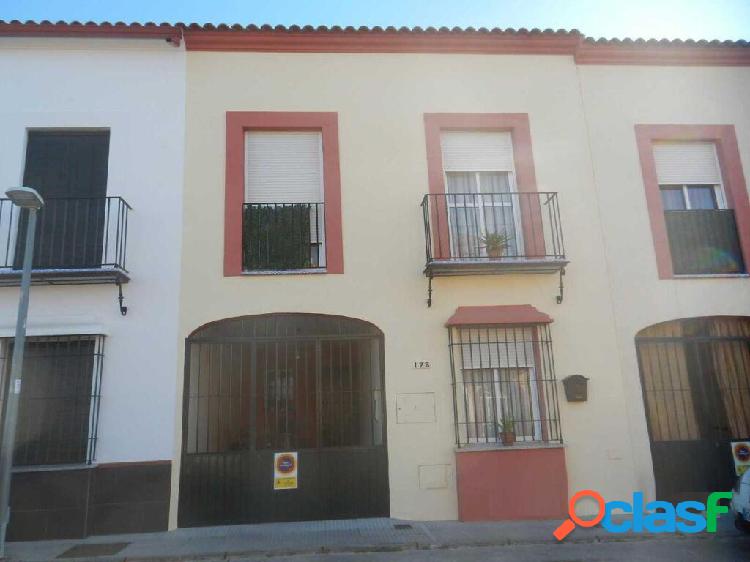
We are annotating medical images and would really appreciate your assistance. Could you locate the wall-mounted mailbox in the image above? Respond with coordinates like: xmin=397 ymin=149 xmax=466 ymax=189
xmin=562 ymin=375 xmax=589 ymax=402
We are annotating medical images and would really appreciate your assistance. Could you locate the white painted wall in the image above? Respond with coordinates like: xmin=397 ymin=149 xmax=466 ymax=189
xmin=0 ymin=37 xmax=186 ymax=463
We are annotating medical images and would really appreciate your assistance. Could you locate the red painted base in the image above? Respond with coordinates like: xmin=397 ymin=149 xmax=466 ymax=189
xmin=456 ymin=446 xmax=568 ymax=521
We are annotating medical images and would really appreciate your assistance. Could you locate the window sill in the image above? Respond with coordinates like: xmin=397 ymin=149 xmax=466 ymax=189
xmin=672 ymin=273 xmax=749 ymax=279
xmin=12 ymin=463 xmax=94 ymax=473
xmin=456 ymin=441 xmax=564 ymax=453
xmin=241 ymin=268 xmax=327 ymax=276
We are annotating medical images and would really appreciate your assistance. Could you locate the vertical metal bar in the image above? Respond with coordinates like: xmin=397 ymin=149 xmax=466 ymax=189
xmin=315 ymin=340 xmax=323 ymax=449
xmin=337 ymin=340 xmax=344 ymax=447
xmin=543 ymin=325 xmax=561 ymax=442
xmin=43 ymin=200 xmax=54 ymax=267
xmin=121 ymin=200 xmax=129 ymax=270
xmin=464 ymin=328 xmax=479 ymax=442
xmin=283 ymin=340 xmax=289 ymax=444
xmin=102 ymin=198 xmax=110 ymax=265
xmin=472 ymin=193 xmax=482 ymax=258
xmin=348 ymin=341 xmax=354 ymax=446
xmin=447 ymin=329 xmax=460 ymax=446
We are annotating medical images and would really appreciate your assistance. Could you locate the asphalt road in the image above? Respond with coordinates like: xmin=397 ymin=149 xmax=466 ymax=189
xmin=224 ymin=535 xmax=750 ymax=562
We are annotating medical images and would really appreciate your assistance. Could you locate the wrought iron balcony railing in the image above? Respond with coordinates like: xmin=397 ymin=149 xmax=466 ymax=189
xmin=0 ymin=196 xmax=130 ymax=285
xmin=421 ymin=192 xmax=567 ymax=276
xmin=665 ymin=209 xmax=746 ymax=275
xmin=242 ymin=202 xmax=325 ymax=271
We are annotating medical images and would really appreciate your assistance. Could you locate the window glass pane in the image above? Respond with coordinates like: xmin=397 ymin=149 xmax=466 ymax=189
xmin=477 ymin=173 xmax=519 ymax=256
xmin=660 ymin=187 xmax=686 ymax=210
xmin=482 ymin=206 xmax=518 ymax=256
xmin=446 ymin=172 xmax=478 ymax=194
xmin=449 ymin=205 xmax=480 ymax=257
xmin=498 ymin=368 xmax=538 ymax=440
xmin=687 ymin=185 xmax=718 ymax=210
xmin=462 ymin=369 xmax=497 ymax=441
xmin=446 ymin=173 xmax=480 ymax=257
xmin=478 ymin=172 xmax=511 ymax=194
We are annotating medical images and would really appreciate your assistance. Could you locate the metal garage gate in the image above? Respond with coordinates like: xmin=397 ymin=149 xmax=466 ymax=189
xmin=178 ymin=314 xmax=389 ymax=527
xmin=636 ymin=317 xmax=750 ymax=502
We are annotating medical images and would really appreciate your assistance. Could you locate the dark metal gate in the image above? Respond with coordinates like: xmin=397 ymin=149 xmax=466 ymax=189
xmin=178 ymin=314 xmax=389 ymax=527
xmin=636 ymin=317 xmax=750 ymax=502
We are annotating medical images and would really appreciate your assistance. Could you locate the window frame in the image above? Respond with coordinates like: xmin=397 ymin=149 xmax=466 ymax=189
xmin=225 ymin=112 xmax=344 ymax=276
xmin=444 ymin=170 xmax=526 ymax=258
xmin=659 ymin=184 xmax=724 ymax=211
xmin=0 ymin=334 xmax=105 ymax=468
xmin=446 ymin=312 xmax=562 ymax=449
xmin=424 ymin=113 xmax=543 ymax=261
xmin=635 ymin=124 xmax=750 ymax=279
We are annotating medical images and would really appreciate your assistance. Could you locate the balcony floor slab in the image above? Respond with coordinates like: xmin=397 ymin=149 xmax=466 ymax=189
xmin=0 ymin=267 xmax=129 ymax=286
xmin=425 ymin=258 xmax=568 ymax=276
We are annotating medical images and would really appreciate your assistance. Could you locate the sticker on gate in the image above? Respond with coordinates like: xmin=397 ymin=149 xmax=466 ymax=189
xmin=732 ymin=441 xmax=750 ymax=476
xmin=273 ymin=452 xmax=298 ymax=490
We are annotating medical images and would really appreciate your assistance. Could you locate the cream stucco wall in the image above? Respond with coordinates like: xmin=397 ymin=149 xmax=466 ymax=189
xmin=578 ymin=64 xmax=750 ymax=502
xmin=175 ymin=51 xmax=640 ymax=525
xmin=0 ymin=37 xmax=186 ymax=463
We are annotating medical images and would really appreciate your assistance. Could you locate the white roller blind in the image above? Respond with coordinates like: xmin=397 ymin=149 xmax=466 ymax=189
xmin=441 ymin=131 xmax=514 ymax=172
xmin=653 ymin=141 xmax=722 ymax=185
xmin=245 ymin=131 xmax=323 ymax=203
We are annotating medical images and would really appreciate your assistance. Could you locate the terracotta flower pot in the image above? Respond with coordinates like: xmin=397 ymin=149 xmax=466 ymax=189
xmin=500 ymin=431 xmax=516 ymax=446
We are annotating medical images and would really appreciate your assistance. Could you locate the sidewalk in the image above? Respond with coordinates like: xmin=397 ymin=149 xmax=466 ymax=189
xmin=5 ymin=516 xmax=745 ymax=561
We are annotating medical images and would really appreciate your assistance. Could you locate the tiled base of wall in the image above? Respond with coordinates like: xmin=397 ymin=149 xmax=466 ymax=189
xmin=8 ymin=461 xmax=171 ymax=541
xmin=456 ymin=446 xmax=567 ymax=521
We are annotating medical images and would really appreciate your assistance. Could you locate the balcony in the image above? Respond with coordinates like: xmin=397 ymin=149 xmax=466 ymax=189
xmin=421 ymin=192 xmax=567 ymax=277
xmin=0 ymin=196 xmax=131 ymax=286
xmin=665 ymin=209 xmax=746 ymax=275
xmin=242 ymin=202 xmax=325 ymax=272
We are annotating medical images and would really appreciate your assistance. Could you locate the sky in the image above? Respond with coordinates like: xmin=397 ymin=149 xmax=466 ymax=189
xmin=0 ymin=0 xmax=749 ymax=41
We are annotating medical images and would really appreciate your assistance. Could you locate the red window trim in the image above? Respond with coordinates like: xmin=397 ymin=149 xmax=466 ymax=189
xmin=634 ymin=124 xmax=750 ymax=279
xmin=423 ymin=113 xmax=542 ymax=260
xmin=224 ymin=111 xmax=344 ymax=276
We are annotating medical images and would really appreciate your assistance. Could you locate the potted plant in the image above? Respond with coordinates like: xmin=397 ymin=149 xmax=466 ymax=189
xmin=498 ymin=417 xmax=516 ymax=446
xmin=481 ymin=232 xmax=513 ymax=258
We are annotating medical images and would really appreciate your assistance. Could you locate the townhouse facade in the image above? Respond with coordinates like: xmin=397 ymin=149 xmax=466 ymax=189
xmin=0 ymin=20 xmax=749 ymax=541
xmin=0 ymin=24 xmax=186 ymax=539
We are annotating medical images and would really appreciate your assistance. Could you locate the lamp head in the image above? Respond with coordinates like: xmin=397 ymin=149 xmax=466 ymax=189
xmin=5 ymin=187 xmax=44 ymax=210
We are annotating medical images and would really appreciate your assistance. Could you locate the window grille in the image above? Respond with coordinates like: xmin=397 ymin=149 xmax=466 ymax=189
xmin=448 ymin=324 xmax=562 ymax=447
xmin=0 ymin=335 xmax=105 ymax=466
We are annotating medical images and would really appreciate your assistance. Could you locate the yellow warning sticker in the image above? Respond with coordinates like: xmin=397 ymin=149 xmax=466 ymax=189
xmin=274 ymin=477 xmax=297 ymax=489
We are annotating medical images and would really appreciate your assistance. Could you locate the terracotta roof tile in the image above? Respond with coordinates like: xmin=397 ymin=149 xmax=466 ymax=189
xmin=0 ymin=21 xmax=748 ymax=64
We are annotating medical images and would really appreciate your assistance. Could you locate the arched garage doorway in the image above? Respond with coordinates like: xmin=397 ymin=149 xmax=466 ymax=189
xmin=178 ymin=314 xmax=389 ymax=527
xmin=636 ymin=316 xmax=750 ymax=502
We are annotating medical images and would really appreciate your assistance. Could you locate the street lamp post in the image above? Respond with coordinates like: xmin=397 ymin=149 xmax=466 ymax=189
xmin=0 ymin=187 xmax=43 ymax=555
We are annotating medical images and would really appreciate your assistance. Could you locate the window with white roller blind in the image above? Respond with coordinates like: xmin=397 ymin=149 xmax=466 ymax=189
xmin=654 ymin=141 xmax=726 ymax=211
xmin=652 ymin=140 xmax=744 ymax=275
xmin=242 ymin=131 xmax=326 ymax=270
xmin=440 ymin=131 xmax=523 ymax=258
